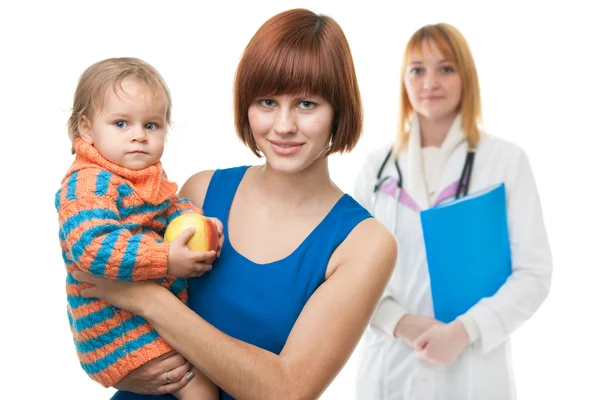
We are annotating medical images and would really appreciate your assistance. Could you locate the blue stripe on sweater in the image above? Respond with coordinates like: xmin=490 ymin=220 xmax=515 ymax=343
xmin=169 ymin=277 xmax=187 ymax=297
xmin=69 ymin=302 xmax=118 ymax=332
xmin=66 ymin=172 xmax=79 ymax=200
xmin=165 ymin=209 xmax=185 ymax=225
xmin=62 ymin=249 xmax=73 ymax=265
xmin=67 ymin=294 xmax=98 ymax=309
xmin=88 ymin=230 xmax=122 ymax=276
xmin=120 ymin=199 xmax=171 ymax=219
xmin=74 ymin=315 xmax=147 ymax=355
xmin=55 ymin=189 xmax=62 ymax=210
xmin=116 ymin=183 xmax=134 ymax=197
xmin=95 ymin=170 xmax=112 ymax=196
xmin=117 ymin=235 xmax=142 ymax=280
xmin=60 ymin=208 xmax=119 ymax=241
xmin=115 ymin=184 xmax=133 ymax=211
xmin=81 ymin=327 xmax=161 ymax=375
xmin=71 ymin=223 xmax=122 ymax=263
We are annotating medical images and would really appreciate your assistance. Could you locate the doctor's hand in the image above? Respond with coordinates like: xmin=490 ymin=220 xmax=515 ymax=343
xmin=414 ymin=320 xmax=469 ymax=366
xmin=394 ymin=314 xmax=443 ymax=349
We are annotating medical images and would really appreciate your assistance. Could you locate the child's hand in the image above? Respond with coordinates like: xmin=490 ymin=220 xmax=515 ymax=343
xmin=207 ymin=217 xmax=225 ymax=257
xmin=167 ymin=228 xmax=216 ymax=278
xmin=414 ymin=320 xmax=470 ymax=366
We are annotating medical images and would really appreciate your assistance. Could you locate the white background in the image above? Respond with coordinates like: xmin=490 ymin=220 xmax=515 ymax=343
xmin=1 ymin=0 xmax=598 ymax=399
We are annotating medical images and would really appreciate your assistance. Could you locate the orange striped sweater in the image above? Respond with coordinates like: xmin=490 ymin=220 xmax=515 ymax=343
xmin=56 ymin=138 xmax=201 ymax=387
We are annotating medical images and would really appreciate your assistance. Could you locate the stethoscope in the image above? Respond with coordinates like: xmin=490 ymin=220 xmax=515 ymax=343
xmin=371 ymin=147 xmax=476 ymax=233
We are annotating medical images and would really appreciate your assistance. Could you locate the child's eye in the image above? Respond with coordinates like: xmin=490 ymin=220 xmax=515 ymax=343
xmin=145 ymin=123 xmax=158 ymax=131
xmin=114 ymin=120 xmax=128 ymax=129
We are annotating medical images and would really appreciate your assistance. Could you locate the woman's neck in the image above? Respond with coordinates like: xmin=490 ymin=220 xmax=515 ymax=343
xmin=418 ymin=112 xmax=458 ymax=148
xmin=252 ymin=157 xmax=340 ymax=210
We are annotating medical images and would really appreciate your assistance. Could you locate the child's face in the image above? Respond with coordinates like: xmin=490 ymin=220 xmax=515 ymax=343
xmin=80 ymin=77 xmax=168 ymax=170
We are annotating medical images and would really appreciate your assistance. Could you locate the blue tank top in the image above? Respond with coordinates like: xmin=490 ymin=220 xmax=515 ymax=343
xmin=111 ymin=166 xmax=371 ymax=400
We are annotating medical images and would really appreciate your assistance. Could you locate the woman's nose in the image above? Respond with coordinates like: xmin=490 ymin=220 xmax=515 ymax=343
xmin=273 ymin=108 xmax=297 ymax=135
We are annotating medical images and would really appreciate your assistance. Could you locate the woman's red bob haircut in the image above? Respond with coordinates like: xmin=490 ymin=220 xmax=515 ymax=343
xmin=234 ymin=8 xmax=363 ymax=157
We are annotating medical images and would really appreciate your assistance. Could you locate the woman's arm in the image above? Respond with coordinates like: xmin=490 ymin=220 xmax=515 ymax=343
xmin=151 ymin=218 xmax=396 ymax=399
xmin=76 ymin=218 xmax=397 ymax=400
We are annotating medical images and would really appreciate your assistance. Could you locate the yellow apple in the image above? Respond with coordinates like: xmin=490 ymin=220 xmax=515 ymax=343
xmin=164 ymin=213 xmax=219 ymax=252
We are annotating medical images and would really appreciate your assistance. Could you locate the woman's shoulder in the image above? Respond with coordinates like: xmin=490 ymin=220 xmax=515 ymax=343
xmin=339 ymin=195 xmax=396 ymax=251
xmin=329 ymin=215 xmax=397 ymax=278
xmin=179 ymin=169 xmax=216 ymax=203
xmin=179 ymin=166 xmax=252 ymax=206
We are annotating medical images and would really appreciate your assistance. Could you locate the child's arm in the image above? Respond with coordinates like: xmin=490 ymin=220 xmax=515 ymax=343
xmin=57 ymin=174 xmax=211 ymax=281
xmin=58 ymin=189 xmax=169 ymax=281
xmin=164 ymin=196 xmax=203 ymax=226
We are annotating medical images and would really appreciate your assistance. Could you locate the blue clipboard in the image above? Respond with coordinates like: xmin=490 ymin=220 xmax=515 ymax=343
xmin=420 ymin=183 xmax=512 ymax=323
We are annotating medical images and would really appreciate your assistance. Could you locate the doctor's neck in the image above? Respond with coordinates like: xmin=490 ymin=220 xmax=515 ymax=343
xmin=418 ymin=112 xmax=458 ymax=148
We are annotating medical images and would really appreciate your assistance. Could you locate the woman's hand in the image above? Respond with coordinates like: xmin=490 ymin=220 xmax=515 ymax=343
xmin=72 ymin=271 xmax=164 ymax=314
xmin=113 ymin=351 xmax=196 ymax=395
xmin=393 ymin=314 xmax=443 ymax=348
xmin=414 ymin=320 xmax=469 ymax=366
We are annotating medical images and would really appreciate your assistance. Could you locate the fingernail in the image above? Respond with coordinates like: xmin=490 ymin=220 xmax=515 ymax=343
xmin=185 ymin=372 xmax=195 ymax=381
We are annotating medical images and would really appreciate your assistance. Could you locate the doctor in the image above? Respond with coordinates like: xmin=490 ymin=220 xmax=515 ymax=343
xmin=354 ymin=23 xmax=552 ymax=400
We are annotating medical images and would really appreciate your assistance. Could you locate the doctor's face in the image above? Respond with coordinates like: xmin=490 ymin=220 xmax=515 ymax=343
xmin=248 ymin=93 xmax=334 ymax=175
xmin=404 ymin=40 xmax=462 ymax=124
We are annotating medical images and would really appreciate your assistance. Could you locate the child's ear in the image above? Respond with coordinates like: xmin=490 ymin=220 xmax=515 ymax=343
xmin=79 ymin=116 xmax=94 ymax=144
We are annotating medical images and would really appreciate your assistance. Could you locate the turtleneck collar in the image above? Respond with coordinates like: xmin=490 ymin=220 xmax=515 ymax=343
xmin=66 ymin=138 xmax=178 ymax=205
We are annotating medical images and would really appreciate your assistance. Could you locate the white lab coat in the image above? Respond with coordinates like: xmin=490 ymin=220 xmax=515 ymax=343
xmin=353 ymin=118 xmax=552 ymax=400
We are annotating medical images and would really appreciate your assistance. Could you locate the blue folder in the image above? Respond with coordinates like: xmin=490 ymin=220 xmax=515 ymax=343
xmin=420 ymin=183 xmax=512 ymax=323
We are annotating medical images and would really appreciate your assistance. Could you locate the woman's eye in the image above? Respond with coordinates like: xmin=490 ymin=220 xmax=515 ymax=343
xmin=114 ymin=120 xmax=128 ymax=129
xmin=441 ymin=65 xmax=455 ymax=73
xmin=409 ymin=67 xmax=424 ymax=75
xmin=259 ymin=99 xmax=275 ymax=107
xmin=299 ymin=101 xmax=315 ymax=109
xmin=145 ymin=123 xmax=158 ymax=131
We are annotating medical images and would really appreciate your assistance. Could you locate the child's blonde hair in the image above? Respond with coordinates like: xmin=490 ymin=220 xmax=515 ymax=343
xmin=395 ymin=23 xmax=482 ymax=154
xmin=67 ymin=57 xmax=172 ymax=154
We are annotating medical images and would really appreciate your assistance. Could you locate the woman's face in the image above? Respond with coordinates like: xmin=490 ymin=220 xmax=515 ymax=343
xmin=404 ymin=40 xmax=462 ymax=123
xmin=248 ymin=93 xmax=334 ymax=174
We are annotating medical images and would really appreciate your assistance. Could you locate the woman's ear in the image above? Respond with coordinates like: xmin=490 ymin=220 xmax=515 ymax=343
xmin=79 ymin=116 xmax=94 ymax=144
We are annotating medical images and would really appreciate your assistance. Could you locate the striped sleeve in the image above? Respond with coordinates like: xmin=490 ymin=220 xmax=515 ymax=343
xmin=164 ymin=196 xmax=203 ymax=226
xmin=57 ymin=169 xmax=169 ymax=281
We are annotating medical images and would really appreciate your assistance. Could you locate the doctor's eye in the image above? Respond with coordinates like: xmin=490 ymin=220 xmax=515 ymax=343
xmin=114 ymin=120 xmax=128 ymax=129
